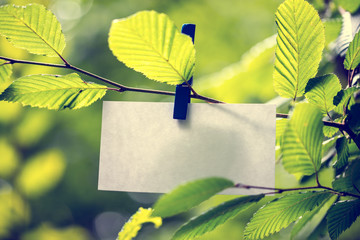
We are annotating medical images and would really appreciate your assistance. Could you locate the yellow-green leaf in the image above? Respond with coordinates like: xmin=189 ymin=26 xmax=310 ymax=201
xmin=15 ymin=149 xmax=66 ymax=198
xmin=0 ymin=4 xmax=65 ymax=57
xmin=274 ymin=0 xmax=325 ymax=99
xmin=118 ymin=208 xmax=162 ymax=240
xmin=0 ymin=138 xmax=19 ymax=178
xmin=281 ymin=103 xmax=324 ymax=176
xmin=108 ymin=10 xmax=195 ymax=85
xmin=0 ymin=73 xmax=107 ymax=110
xmin=244 ymin=191 xmax=332 ymax=240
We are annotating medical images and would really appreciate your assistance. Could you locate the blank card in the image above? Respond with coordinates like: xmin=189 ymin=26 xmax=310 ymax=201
xmin=98 ymin=102 xmax=275 ymax=195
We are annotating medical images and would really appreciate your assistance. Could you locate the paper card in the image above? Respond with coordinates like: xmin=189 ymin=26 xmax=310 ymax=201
xmin=98 ymin=101 xmax=275 ymax=195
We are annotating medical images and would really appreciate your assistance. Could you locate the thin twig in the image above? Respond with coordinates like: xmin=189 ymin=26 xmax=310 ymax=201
xmin=276 ymin=113 xmax=345 ymax=128
xmin=234 ymin=183 xmax=360 ymax=198
xmin=0 ymin=56 xmax=223 ymax=104
xmin=349 ymin=69 xmax=355 ymax=87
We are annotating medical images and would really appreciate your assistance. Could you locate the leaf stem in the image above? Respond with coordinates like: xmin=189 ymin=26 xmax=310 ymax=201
xmin=234 ymin=183 xmax=360 ymax=199
xmin=276 ymin=113 xmax=343 ymax=128
xmin=349 ymin=69 xmax=355 ymax=87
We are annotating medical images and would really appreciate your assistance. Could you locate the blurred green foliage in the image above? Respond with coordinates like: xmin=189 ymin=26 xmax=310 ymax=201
xmin=0 ymin=0 xmax=359 ymax=239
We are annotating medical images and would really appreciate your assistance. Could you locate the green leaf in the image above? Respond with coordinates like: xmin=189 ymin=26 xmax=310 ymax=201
xmin=305 ymin=74 xmax=342 ymax=115
xmin=324 ymin=19 xmax=342 ymax=47
xmin=322 ymin=137 xmax=337 ymax=158
xmin=281 ymin=103 xmax=324 ymax=176
xmin=0 ymin=73 xmax=107 ymax=110
xmin=291 ymin=195 xmax=336 ymax=240
xmin=334 ymin=0 xmax=360 ymax=13
xmin=276 ymin=118 xmax=288 ymax=146
xmin=344 ymin=31 xmax=360 ymax=70
xmin=332 ymin=159 xmax=360 ymax=195
xmin=172 ymin=195 xmax=264 ymax=240
xmin=323 ymin=118 xmax=342 ymax=137
xmin=152 ymin=177 xmax=234 ymax=218
xmin=0 ymin=4 xmax=66 ymax=57
xmin=15 ymin=149 xmax=65 ymax=198
xmin=0 ymin=60 xmax=12 ymax=85
xmin=273 ymin=0 xmax=325 ymax=99
xmin=0 ymin=138 xmax=20 ymax=179
xmin=194 ymin=35 xmax=277 ymax=103
xmin=118 ymin=207 xmax=162 ymax=240
xmin=244 ymin=191 xmax=332 ymax=240
xmin=346 ymin=103 xmax=360 ymax=134
xmin=327 ymin=199 xmax=360 ymax=240
xmin=333 ymin=137 xmax=349 ymax=169
xmin=336 ymin=11 xmax=353 ymax=57
xmin=108 ymin=10 xmax=195 ymax=85
xmin=333 ymin=87 xmax=359 ymax=114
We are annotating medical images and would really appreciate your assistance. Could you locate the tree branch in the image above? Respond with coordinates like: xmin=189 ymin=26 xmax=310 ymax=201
xmin=0 ymin=56 xmax=224 ymax=104
xmin=1 ymin=55 xmax=358 ymax=148
xmin=234 ymin=183 xmax=360 ymax=199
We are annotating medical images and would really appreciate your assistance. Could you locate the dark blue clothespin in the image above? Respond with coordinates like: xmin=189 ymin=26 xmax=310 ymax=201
xmin=173 ymin=24 xmax=196 ymax=120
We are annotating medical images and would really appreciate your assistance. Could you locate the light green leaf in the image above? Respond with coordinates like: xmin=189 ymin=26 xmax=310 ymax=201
xmin=15 ymin=149 xmax=65 ymax=198
xmin=0 ymin=73 xmax=107 ymax=110
xmin=118 ymin=208 xmax=162 ymax=240
xmin=0 ymin=4 xmax=66 ymax=57
xmin=327 ymin=199 xmax=360 ymax=240
xmin=273 ymin=0 xmax=325 ymax=99
xmin=281 ymin=103 xmax=324 ymax=176
xmin=305 ymin=74 xmax=342 ymax=115
xmin=108 ymin=10 xmax=195 ymax=85
xmin=172 ymin=195 xmax=264 ymax=240
xmin=332 ymin=159 xmax=360 ymax=195
xmin=244 ymin=191 xmax=332 ymax=240
xmin=333 ymin=137 xmax=349 ymax=169
xmin=0 ymin=59 xmax=12 ymax=86
xmin=344 ymin=31 xmax=360 ymax=70
xmin=333 ymin=87 xmax=359 ymax=114
xmin=291 ymin=195 xmax=336 ymax=240
xmin=152 ymin=177 xmax=234 ymax=218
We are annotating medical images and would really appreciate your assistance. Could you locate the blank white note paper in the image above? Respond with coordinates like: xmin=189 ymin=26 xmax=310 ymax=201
xmin=99 ymin=102 xmax=275 ymax=195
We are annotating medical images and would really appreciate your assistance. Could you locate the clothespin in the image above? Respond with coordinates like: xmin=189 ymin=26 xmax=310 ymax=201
xmin=173 ymin=24 xmax=196 ymax=120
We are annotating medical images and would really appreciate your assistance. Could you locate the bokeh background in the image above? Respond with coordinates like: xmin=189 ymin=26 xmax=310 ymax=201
xmin=0 ymin=0 xmax=359 ymax=239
